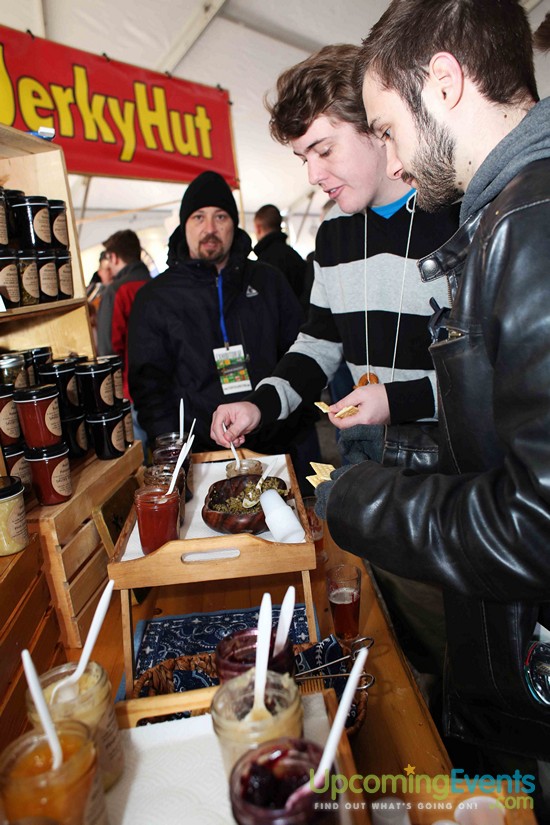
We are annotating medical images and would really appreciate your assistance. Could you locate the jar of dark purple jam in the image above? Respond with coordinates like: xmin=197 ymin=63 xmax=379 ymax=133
xmin=24 ymin=442 xmax=72 ymax=505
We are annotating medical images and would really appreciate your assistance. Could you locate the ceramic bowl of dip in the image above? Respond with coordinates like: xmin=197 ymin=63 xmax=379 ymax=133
xmin=201 ymin=474 xmax=289 ymax=535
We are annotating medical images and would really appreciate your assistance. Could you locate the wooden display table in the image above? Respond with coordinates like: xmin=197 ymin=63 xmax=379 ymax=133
xmin=108 ymin=450 xmax=317 ymax=697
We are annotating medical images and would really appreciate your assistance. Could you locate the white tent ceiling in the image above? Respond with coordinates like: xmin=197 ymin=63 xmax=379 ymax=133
xmin=1 ymin=0 xmax=550 ymax=271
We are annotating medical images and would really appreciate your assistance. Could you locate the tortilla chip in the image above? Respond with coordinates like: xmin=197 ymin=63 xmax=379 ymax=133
xmin=310 ymin=462 xmax=335 ymax=480
xmin=334 ymin=405 xmax=359 ymax=419
xmin=314 ymin=401 xmax=330 ymax=413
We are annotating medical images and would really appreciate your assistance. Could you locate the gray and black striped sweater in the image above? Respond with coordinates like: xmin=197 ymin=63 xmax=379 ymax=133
xmin=248 ymin=199 xmax=460 ymax=426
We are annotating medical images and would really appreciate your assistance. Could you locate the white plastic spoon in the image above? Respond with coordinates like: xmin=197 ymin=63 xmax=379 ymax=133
xmin=242 ymin=458 xmax=278 ymax=508
xmin=49 ymin=580 xmax=115 ymax=704
xmin=273 ymin=586 xmax=295 ymax=657
xmin=22 ymin=649 xmax=63 ymax=769
xmin=222 ymin=421 xmax=240 ymax=470
xmin=244 ymin=592 xmax=273 ymax=722
xmin=187 ymin=416 xmax=197 ymax=443
xmin=167 ymin=433 xmax=195 ymax=495
xmin=285 ymin=645 xmax=369 ymax=811
xmin=179 ymin=398 xmax=184 ymax=441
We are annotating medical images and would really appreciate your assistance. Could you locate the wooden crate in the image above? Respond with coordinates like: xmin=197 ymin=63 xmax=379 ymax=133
xmin=0 ymin=534 xmax=65 ymax=748
xmin=27 ymin=442 xmax=143 ymax=648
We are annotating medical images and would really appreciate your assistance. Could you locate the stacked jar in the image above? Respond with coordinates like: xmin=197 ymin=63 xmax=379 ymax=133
xmin=75 ymin=358 xmax=128 ymax=460
xmin=0 ymin=185 xmax=74 ymax=308
xmin=12 ymin=372 xmax=72 ymax=505
xmin=37 ymin=357 xmax=89 ymax=460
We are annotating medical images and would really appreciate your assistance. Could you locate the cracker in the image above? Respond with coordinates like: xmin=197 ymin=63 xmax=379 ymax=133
xmin=334 ymin=405 xmax=359 ymax=419
xmin=306 ymin=474 xmax=323 ymax=488
xmin=314 ymin=401 xmax=330 ymax=413
xmin=310 ymin=462 xmax=335 ymax=480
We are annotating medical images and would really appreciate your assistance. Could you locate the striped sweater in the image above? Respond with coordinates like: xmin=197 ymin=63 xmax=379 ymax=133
xmin=248 ymin=198 xmax=460 ymax=425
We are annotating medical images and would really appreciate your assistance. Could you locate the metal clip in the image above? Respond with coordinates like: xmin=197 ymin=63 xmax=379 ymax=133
xmin=295 ymin=636 xmax=375 ymax=690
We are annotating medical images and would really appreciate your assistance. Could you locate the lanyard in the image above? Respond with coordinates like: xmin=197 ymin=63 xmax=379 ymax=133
xmin=217 ymin=272 xmax=229 ymax=348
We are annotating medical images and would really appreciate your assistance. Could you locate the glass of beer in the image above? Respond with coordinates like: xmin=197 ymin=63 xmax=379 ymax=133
xmin=326 ymin=563 xmax=361 ymax=644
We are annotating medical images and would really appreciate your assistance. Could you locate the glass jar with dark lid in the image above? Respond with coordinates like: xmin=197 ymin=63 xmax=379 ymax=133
xmin=4 ymin=189 xmax=25 ymax=249
xmin=30 ymin=345 xmax=53 ymax=372
xmin=56 ymin=249 xmax=73 ymax=299
xmin=0 ymin=353 xmax=29 ymax=389
xmin=75 ymin=361 xmax=114 ymax=413
xmin=48 ymin=199 xmax=69 ymax=249
xmin=36 ymin=249 xmax=59 ymax=303
xmin=3 ymin=442 xmax=32 ymax=492
xmin=9 ymin=194 xmax=52 ymax=249
xmin=61 ymin=413 xmax=89 ymax=459
xmin=37 ymin=358 xmax=81 ymax=417
xmin=24 ymin=442 xmax=72 ymax=505
xmin=0 ymin=475 xmax=29 ymax=556
xmin=0 ymin=384 xmax=21 ymax=447
xmin=0 ymin=383 xmax=21 ymax=446
xmin=120 ymin=398 xmax=134 ymax=447
xmin=0 ymin=250 xmax=20 ymax=308
xmin=16 ymin=250 xmax=40 ymax=306
xmin=13 ymin=384 xmax=62 ymax=449
xmin=86 ymin=409 xmax=125 ymax=460
xmin=97 ymin=355 xmax=123 ymax=403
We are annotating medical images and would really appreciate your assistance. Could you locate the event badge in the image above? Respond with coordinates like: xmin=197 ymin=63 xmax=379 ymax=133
xmin=213 ymin=344 xmax=252 ymax=395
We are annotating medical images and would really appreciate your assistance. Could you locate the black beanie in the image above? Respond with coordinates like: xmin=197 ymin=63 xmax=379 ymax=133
xmin=179 ymin=171 xmax=239 ymax=228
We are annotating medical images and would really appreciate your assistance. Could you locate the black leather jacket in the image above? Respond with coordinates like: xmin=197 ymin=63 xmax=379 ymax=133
xmin=327 ymin=158 xmax=550 ymax=759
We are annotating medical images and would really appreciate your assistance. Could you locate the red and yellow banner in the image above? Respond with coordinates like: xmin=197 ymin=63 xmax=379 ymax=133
xmin=0 ymin=25 xmax=238 ymax=186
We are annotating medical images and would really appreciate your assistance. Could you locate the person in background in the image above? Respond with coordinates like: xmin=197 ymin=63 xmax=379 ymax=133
xmin=253 ymin=203 xmax=307 ymax=303
xmin=86 ymin=250 xmax=113 ymax=343
xmin=323 ymin=1 xmax=550 ymax=817
xmin=211 ymin=44 xmax=459 ymax=684
xmin=96 ymin=229 xmax=151 ymax=459
xmin=128 ymin=171 xmax=320 ymax=489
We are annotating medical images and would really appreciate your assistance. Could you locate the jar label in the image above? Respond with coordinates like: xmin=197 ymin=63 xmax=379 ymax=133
xmin=7 ymin=495 xmax=28 ymax=544
xmin=0 ymin=206 xmax=8 ymax=245
xmin=76 ymin=420 xmax=88 ymax=450
xmin=123 ymin=412 xmax=135 ymax=444
xmin=0 ymin=262 xmax=20 ymax=302
xmin=14 ymin=369 xmax=29 ymax=389
xmin=58 ymin=261 xmax=73 ymax=295
xmin=39 ymin=260 xmax=58 ymax=296
xmin=21 ymin=260 xmax=40 ymax=298
xmin=111 ymin=420 xmax=125 ymax=452
xmin=100 ymin=376 xmax=114 ymax=406
xmin=0 ymin=398 xmax=21 ymax=438
xmin=112 ymin=368 xmax=123 ymax=399
xmin=27 ymin=364 xmax=36 ymax=385
xmin=45 ymin=397 xmax=63 ymax=436
xmin=9 ymin=455 xmax=32 ymax=489
xmin=53 ymin=211 xmax=69 ymax=246
xmin=51 ymin=457 xmax=72 ymax=496
xmin=66 ymin=375 xmax=80 ymax=407
xmin=33 ymin=207 xmax=52 ymax=243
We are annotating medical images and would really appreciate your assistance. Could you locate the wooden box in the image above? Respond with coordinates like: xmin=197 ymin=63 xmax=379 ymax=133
xmin=0 ymin=534 xmax=65 ymax=748
xmin=27 ymin=442 xmax=143 ymax=648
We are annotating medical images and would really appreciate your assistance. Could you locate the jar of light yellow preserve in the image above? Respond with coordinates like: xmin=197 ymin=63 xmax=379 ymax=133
xmin=0 ymin=476 xmax=28 ymax=556
xmin=211 ymin=668 xmax=303 ymax=777
xmin=26 ymin=660 xmax=124 ymax=791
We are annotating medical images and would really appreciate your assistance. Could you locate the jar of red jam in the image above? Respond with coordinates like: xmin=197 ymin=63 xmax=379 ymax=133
xmin=3 ymin=443 xmax=32 ymax=493
xmin=24 ymin=442 xmax=72 ymax=505
xmin=86 ymin=410 xmax=125 ymax=460
xmin=13 ymin=384 xmax=62 ymax=448
xmin=37 ymin=358 xmax=82 ymax=417
xmin=0 ymin=384 xmax=21 ymax=446
xmin=134 ymin=485 xmax=179 ymax=554
xmin=75 ymin=361 xmax=114 ymax=414
xmin=215 ymin=627 xmax=296 ymax=684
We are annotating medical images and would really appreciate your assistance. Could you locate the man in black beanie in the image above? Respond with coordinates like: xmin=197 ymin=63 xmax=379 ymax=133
xmin=127 ymin=171 xmax=320 ymax=484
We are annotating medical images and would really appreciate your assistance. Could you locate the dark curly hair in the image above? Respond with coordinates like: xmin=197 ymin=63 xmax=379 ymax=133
xmin=266 ymin=44 xmax=370 ymax=145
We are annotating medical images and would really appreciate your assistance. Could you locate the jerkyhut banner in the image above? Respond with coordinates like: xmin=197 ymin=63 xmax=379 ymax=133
xmin=0 ymin=25 xmax=238 ymax=186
